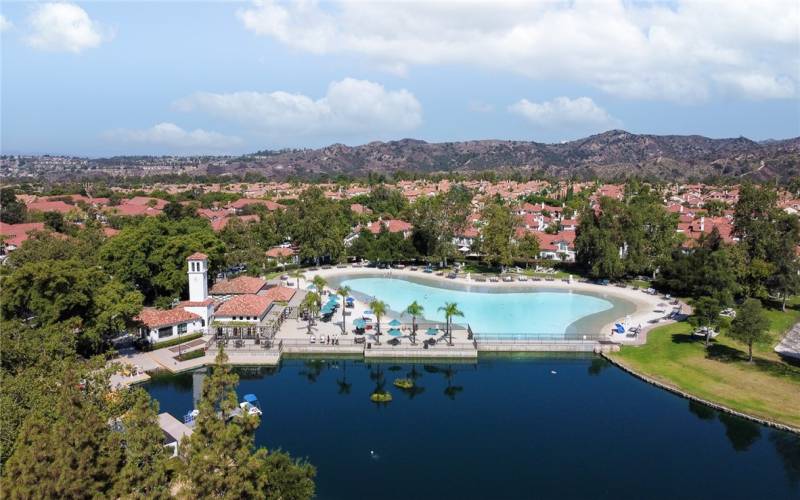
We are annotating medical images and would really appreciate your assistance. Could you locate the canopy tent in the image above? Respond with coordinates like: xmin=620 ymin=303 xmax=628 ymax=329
xmin=388 ymin=328 xmax=402 ymax=337
xmin=426 ymin=327 xmax=438 ymax=336
xmin=388 ymin=319 xmax=402 ymax=327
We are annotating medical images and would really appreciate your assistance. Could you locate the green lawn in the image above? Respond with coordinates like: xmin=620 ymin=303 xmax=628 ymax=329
xmin=610 ymin=304 xmax=800 ymax=429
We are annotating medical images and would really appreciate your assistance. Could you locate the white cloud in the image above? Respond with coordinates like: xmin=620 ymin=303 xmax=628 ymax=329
xmin=237 ymin=0 xmax=799 ymax=101
xmin=0 ymin=15 xmax=13 ymax=33
xmin=174 ymin=78 xmax=422 ymax=137
xmin=104 ymin=123 xmax=243 ymax=151
xmin=509 ymin=97 xmax=620 ymax=130
xmin=26 ymin=2 xmax=108 ymax=53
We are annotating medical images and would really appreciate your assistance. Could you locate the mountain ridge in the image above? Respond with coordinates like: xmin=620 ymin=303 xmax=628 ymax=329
xmin=225 ymin=130 xmax=799 ymax=181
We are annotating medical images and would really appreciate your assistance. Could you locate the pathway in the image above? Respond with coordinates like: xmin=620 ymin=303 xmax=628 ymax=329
xmin=775 ymin=321 xmax=800 ymax=361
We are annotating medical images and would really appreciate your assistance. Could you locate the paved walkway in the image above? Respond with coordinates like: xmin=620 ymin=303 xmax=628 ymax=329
xmin=775 ymin=321 xmax=800 ymax=361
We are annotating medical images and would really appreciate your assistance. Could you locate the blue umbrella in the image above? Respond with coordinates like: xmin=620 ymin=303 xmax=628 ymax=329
xmin=388 ymin=328 xmax=402 ymax=337
xmin=364 ymin=310 xmax=374 ymax=315
xmin=388 ymin=319 xmax=402 ymax=327
xmin=346 ymin=296 xmax=355 ymax=303
xmin=426 ymin=327 xmax=438 ymax=336
xmin=353 ymin=318 xmax=366 ymax=329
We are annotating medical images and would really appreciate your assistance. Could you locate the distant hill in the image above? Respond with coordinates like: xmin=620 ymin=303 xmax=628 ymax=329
xmin=6 ymin=130 xmax=799 ymax=182
xmin=220 ymin=130 xmax=800 ymax=182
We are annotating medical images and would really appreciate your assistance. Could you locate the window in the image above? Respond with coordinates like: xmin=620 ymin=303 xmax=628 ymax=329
xmin=178 ymin=323 xmax=187 ymax=334
xmin=158 ymin=326 xmax=174 ymax=339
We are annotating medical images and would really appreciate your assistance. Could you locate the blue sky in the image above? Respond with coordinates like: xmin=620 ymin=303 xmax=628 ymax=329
xmin=1 ymin=1 xmax=798 ymax=156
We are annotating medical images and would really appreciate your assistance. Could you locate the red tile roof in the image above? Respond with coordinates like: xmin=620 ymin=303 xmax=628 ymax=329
xmin=187 ymin=252 xmax=208 ymax=260
xmin=367 ymin=219 xmax=413 ymax=234
xmin=262 ymin=285 xmax=296 ymax=302
xmin=0 ymin=222 xmax=47 ymax=248
xmin=210 ymin=275 xmax=266 ymax=295
xmin=103 ymin=227 xmax=119 ymax=237
xmin=26 ymin=199 xmax=75 ymax=214
xmin=265 ymin=246 xmax=296 ymax=258
xmin=215 ymin=295 xmax=273 ymax=318
xmin=135 ymin=307 xmax=200 ymax=329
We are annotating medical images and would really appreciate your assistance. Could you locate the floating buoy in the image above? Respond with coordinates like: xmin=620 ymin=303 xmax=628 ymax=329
xmin=550 ymin=370 xmax=557 ymax=375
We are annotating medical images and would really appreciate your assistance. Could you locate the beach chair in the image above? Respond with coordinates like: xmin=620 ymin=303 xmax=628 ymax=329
xmin=310 ymin=335 xmax=316 ymax=344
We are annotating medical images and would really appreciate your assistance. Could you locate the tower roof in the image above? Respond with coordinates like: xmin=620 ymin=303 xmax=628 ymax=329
xmin=187 ymin=252 xmax=208 ymax=261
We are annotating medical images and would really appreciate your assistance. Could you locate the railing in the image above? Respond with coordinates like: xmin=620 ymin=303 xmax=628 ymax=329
xmin=279 ymin=337 xmax=360 ymax=347
xmin=473 ymin=333 xmax=606 ymax=343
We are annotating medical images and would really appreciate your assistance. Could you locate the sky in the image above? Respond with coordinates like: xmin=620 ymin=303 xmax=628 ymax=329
xmin=1 ymin=0 xmax=799 ymax=156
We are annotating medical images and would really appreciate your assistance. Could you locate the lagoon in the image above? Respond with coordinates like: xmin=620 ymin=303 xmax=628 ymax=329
xmin=332 ymin=275 xmax=635 ymax=336
xmin=145 ymin=357 xmax=800 ymax=500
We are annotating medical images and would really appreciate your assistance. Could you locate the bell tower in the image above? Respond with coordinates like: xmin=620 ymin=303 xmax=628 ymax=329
xmin=187 ymin=252 xmax=209 ymax=302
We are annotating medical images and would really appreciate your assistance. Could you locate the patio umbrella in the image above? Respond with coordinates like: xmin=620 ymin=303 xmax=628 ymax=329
xmin=346 ymin=296 xmax=355 ymax=303
xmin=307 ymin=284 xmax=316 ymax=290
xmin=364 ymin=310 xmax=374 ymax=316
xmin=426 ymin=327 xmax=438 ymax=336
xmin=353 ymin=318 xmax=366 ymax=329
xmin=388 ymin=319 xmax=402 ymax=327
xmin=388 ymin=328 xmax=402 ymax=337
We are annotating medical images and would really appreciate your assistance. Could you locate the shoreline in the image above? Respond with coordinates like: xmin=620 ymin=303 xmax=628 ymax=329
xmin=305 ymin=265 xmax=676 ymax=341
xmin=603 ymin=352 xmax=800 ymax=436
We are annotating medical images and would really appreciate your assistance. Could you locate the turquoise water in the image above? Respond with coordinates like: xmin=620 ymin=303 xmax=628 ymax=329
xmin=336 ymin=275 xmax=618 ymax=336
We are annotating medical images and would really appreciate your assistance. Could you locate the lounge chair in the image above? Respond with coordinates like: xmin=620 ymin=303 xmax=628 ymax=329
xmin=310 ymin=335 xmax=316 ymax=344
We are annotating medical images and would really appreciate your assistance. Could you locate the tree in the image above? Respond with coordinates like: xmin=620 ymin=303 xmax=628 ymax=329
xmin=515 ymin=232 xmax=540 ymax=268
xmin=766 ymin=213 xmax=800 ymax=311
xmin=301 ymin=292 xmax=321 ymax=335
xmin=288 ymin=188 xmax=349 ymax=264
xmin=113 ymin=389 xmax=171 ymax=500
xmin=0 ymin=258 xmax=143 ymax=354
xmin=728 ymin=298 xmax=771 ymax=362
xmin=480 ymin=202 xmax=516 ymax=269
xmin=312 ymin=275 xmax=327 ymax=295
xmin=369 ymin=299 xmax=387 ymax=345
xmin=43 ymin=210 xmax=67 ymax=233
xmin=438 ymin=302 xmax=464 ymax=346
xmin=99 ymin=217 xmax=224 ymax=302
xmin=181 ymin=349 xmax=315 ymax=498
xmin=2 ymin=371 xmax=121 ymax=499
xmin=405 ymin=301 xmax=424 ymax=345
xmin=337 ymin=286 xmax=351 ymax=334
xmin=0 ymin=188 xmax=27 ymax=224
xmin=690 ymin=296 xmax=722 ymax=348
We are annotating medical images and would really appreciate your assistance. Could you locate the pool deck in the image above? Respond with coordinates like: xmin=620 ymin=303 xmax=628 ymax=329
xmin=107 ymin=265 xmax=683 ymax=384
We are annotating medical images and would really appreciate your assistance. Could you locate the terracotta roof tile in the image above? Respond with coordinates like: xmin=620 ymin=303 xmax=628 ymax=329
xmin=215 ymin=295 xmax=273 ymax=318
xmin=135 ymin=307 xmax=200 ymax=329
xmin=210 ymin=276 xmax=266 ymax=295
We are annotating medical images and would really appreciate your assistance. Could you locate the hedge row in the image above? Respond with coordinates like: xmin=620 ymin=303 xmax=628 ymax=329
xmin=149 ymin=332 xmax=204 ymax=351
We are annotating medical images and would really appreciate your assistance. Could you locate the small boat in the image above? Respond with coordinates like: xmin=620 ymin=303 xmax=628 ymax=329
xmin=240 ymin=394 xmax=263 ymax=417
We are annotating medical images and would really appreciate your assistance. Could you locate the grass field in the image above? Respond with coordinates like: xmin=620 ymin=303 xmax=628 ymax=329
xmin=610 ymin=303 xmax=800 ymax=429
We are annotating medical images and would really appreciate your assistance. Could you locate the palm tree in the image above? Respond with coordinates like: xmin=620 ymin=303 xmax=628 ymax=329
xmin=369 ymin=299 xmax=387 ymax=345
xmin=337 ymin=285 xmax=351 ymax=335
xmin=438 ymin=302 xmax=464 ymax=346
xmin=290 ymin=268 xmax=304 ymax=289
xmin=313 ymin=275 xmax=327 ymax=295
xmin=302 ymin=292 xmax=321 ymax=335
xmin=405 ymin=301 xmax=424 ymax=345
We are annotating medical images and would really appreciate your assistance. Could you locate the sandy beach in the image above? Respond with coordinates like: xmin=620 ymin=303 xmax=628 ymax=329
xmin=297 ymin=265 xmax=683 ymax=344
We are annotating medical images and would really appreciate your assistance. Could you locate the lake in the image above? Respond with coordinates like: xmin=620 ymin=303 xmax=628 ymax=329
xmin=145 ymin=356 xmax=800 ymax=499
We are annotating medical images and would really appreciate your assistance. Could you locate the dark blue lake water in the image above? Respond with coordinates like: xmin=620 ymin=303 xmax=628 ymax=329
xmin=145 ymin=355 xmax=800 ymax=500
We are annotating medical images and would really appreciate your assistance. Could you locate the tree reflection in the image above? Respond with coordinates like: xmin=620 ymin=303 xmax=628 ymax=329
xmin=718 ymin=413 xmax=761 ymax=452
xmin=441 ymin=365 xmax=463 ymax=400
xmin=687 ymin=400 xmax=717 ymax=421
xmin=588 ymin=358 xmax=611 ymax=376
xmin=769 ymin=431 xmax=800 ymax=487
xmin=299 ymin=359 xmax=326 ymax=383
xmin=336 ymin=361 xmax=352 ymax=395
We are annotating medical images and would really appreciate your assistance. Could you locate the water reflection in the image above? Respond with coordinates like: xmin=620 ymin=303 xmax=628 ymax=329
xmin=588 ymin=358 xmax=611 ymax=376
xmin=770 ymin=431 xmax=800 ymax=486
xmin=686 ymin=400 xmax=780 ymax=454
